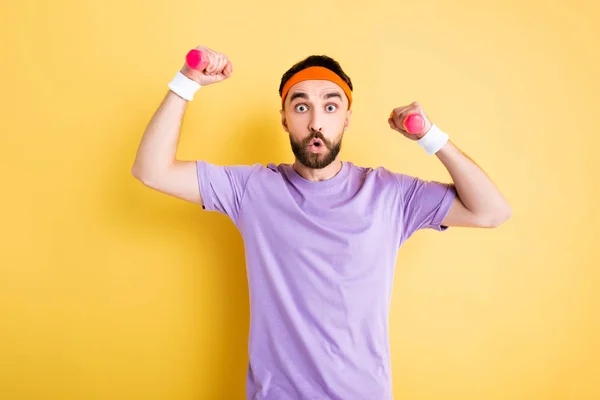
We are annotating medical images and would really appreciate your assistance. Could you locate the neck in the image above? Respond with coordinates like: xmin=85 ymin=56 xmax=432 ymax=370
xmin=292 ymin=158 xmax=343 ymax=182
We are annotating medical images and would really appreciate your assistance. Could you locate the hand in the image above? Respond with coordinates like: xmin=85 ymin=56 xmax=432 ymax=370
xmin=180 ymin=45 xmax=233 ymax=86
xmin=388 ymin=101 xmax=432 ymax=140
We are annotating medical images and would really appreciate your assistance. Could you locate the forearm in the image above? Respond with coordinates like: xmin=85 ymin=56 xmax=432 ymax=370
xmin=435 ymin=140 xmax=512 ymax=221
xmin=131 ymin=90 xmax=188 ymax=179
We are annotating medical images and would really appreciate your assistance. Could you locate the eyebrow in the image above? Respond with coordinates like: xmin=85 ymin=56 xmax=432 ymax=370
xmin=289 ymin=91 xmax=343 ymax=103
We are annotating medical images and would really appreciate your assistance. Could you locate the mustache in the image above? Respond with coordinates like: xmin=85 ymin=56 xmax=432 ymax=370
xmin=309 ymin=130 xmax=324 ymax=140
xmin=304 ymin=131 xmax=330 ymax=146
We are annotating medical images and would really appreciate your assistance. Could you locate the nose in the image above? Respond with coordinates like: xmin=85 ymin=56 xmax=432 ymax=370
xmin=308 ymin=111 xmax=323 ymax=133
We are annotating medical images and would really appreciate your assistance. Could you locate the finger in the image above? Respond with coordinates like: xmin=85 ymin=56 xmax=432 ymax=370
xmin=390 ymin=108 xmax=402 ymax=124
xmin=206 ymin=51 xmax=218 ymax=74
xmin=203 ymin=52 xmax=213 ymax=74
xmin=211 ymin=53 xmax=223 ymax=75
xmin=394 ymin=110 xmax=406 ymax=131
xmin=398 ymin=112 xmax=408 ymax=131
xmin=223 ymin=60 xmax=233 ymax=77
xmin=217 ymin=54 xmax=227 ymax=75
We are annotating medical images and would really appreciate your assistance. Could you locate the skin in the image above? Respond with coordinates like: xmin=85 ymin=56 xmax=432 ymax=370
xmin=279 ymin=81 xmax=512 ymax=228
xmin=280 ymin=79 xmax=352 ymax=182
xmin=133 ymin=43 xmax=511 ymax=228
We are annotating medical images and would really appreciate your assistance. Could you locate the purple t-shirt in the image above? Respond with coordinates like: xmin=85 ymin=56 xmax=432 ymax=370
xmin=196 ymin=160 xmax=456 ymax=399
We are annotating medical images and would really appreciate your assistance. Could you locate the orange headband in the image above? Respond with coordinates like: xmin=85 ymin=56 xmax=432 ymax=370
xmin=281 ymin=66 xmax=353 ymax=109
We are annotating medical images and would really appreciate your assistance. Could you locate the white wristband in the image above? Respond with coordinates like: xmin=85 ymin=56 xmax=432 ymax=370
xmin=417 ymin=124 xmax=449 ymax=155
xmin=168 ymin=71 xmax=201 ymax=101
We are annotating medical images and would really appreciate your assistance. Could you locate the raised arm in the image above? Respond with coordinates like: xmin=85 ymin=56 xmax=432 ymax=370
xmin=131 ymin=45 xmax=233 ymax=206
xmin=389 ymin=101 xmax=512 ymax=228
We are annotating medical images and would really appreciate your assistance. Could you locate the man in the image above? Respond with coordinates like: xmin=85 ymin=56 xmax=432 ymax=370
xmin=132 ymin=45 xmax=512 ymax=399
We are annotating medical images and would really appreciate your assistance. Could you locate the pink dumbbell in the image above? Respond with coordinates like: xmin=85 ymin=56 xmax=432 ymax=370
xmin=403 ymin=113 xmax=425 ymax=134
xmin=185 ymin=49 xmax=210 ymax=71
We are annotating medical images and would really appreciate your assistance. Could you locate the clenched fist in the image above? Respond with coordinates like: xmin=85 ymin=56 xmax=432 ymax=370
xmin=180 ymin=45 xmax=233 ymax=87
xmin=388 ymin=101 xmax=432 ymax=140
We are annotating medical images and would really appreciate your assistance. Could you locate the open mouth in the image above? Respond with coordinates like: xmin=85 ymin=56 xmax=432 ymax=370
xmin=308 ymin=138 xmax=325 ymax=153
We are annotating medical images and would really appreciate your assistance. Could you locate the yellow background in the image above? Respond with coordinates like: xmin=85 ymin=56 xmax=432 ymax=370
xmin=1 ymin=0 xmax=599 ymax=398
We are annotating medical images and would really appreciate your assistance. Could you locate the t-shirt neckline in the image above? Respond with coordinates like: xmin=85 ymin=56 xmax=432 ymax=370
xmin=285 ymin=160 xmax=351 ymax=190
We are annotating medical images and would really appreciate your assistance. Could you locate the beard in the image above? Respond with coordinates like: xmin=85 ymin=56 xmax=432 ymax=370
xmin=289 ymin=130 xmax=343 ymax=169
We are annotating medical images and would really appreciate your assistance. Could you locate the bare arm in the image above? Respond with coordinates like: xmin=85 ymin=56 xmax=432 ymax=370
xmin=436 ymin=140 xmax=512 ymax=228
xmin=131 ymin=45 xmax=233 ymax=206
xmin=131 ymin=91 xmax=202 ymax=205
xmin=389 ymin=101 xmax=512 ymax=228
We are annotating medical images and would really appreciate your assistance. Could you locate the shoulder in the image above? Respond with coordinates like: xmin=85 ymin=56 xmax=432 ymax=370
xmin=346 ymin=161 xmax=407 ymax=185
xmin=239 ymin=162 xmax=293 ymax=184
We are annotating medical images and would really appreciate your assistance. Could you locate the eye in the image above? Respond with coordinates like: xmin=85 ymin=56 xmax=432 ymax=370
xmin=295 ymin=104 xmax=308 ymax=112
xmin=326 ymin=104 xmax=337 ymax=112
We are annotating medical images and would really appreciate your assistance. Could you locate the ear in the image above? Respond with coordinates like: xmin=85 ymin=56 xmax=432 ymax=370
xmin=280 ymin=109 xmax=289 ymax=133
xmin=344 ymin=108 xmax=352 ymax=131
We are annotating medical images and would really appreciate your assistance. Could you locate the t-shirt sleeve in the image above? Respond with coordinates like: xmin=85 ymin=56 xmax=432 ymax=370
xmin=195 ymin=160 xmax=261 ymax=223
xmin=395 ymin=173 xmax=457 ymax=243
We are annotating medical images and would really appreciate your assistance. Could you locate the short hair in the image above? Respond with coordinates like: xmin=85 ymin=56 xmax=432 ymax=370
xmin=278 ymin=55 xmax=353 ymax=105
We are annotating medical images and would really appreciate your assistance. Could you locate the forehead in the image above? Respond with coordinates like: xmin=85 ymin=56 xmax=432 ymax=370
xmin=287 ymin=79 xmax=344 ymax=99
